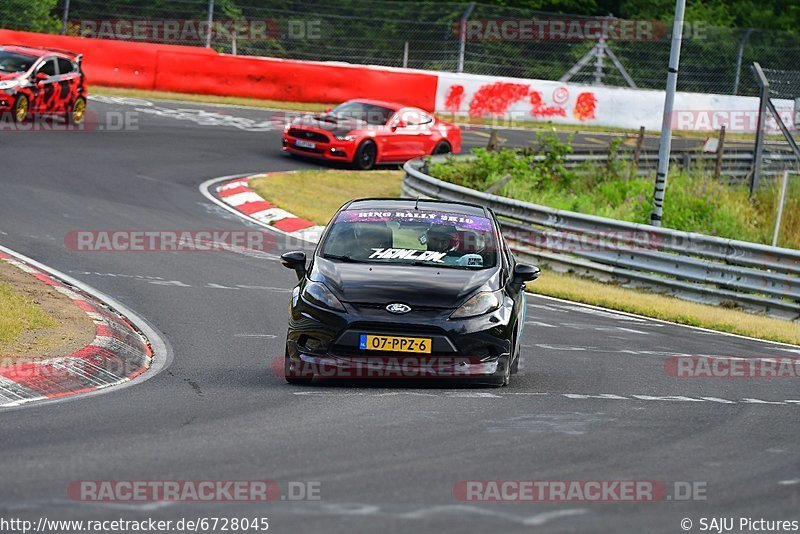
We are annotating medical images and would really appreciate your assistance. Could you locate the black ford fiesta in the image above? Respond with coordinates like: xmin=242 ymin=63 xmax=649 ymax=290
xmin=280 ymin=198 xmax=540 ymax=386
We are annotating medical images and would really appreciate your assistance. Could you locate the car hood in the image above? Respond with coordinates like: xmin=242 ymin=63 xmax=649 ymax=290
xmin=0 ymin=72 xmax=22 ymax=81
xmin=293 ymin=114 xmax=371 ymax=137
xmin=311 ymin=258 xmax=499 ymax=308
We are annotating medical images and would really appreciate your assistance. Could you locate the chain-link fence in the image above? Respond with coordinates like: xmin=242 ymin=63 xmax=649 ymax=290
xmin=4 ymin=0 xmax=800 ymax=96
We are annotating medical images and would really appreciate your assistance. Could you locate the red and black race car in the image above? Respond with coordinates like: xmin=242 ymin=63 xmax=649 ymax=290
xmin=282 ymin=99 xmax=462 ymax=169
xmin=0 ymin=45 xmax=87 ymax=125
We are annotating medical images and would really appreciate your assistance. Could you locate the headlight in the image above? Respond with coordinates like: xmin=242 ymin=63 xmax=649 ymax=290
xmin=0 ymin=80 xmax=19 ymax=90
xmin=450 ymin=290 xmax=502 ymax=319
xmin=334 ymin=134 xmax=356 ymax=141
xmin=301 ymin=281 xmax=346 ymax=312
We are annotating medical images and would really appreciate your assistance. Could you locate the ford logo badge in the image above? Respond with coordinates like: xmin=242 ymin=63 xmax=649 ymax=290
xmin=386 ymin=303 xmax=411 ymax=314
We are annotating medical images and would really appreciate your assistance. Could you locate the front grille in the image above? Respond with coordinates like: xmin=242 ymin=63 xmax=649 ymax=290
xmin=288 ymin=128 xmax=329 ymax=143
xmin=290 ymin=144 xmax=324 ymax=154
xmin=353 ymin=302 xmax=446 ymax=313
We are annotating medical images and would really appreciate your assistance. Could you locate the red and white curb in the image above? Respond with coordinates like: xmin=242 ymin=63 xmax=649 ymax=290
xmin=213 ymin=173 xmax=325 ymax=243
xmin=0 ymin=248 xmax=158 ymax=408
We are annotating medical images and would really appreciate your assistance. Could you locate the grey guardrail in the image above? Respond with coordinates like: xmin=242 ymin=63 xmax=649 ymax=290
xmin=402 ymin=157 xmax=800 ymax=321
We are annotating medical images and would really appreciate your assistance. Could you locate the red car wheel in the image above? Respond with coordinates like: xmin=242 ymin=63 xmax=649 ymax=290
xmin=353 ymin=140 xmax=377 ymax=170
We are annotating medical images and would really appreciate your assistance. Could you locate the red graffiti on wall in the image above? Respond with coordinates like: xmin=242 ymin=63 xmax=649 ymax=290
xmin=467 ymin=82 xmax=530 ymax=117
xmin=573 ymin=92 xmax=598 ymax=121
xmin=444 ymin=85 xmax=466 ymax=112
xmin=530 ymin=91 xmax=566 ymax=118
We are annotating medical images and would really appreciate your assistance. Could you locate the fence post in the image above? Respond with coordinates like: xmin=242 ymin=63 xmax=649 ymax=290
xmin=650 ymin=0 xmax=686 ymax=227
xmin=714 ymin=125 xmax=726 ymax=180
xmin=772 ymin=170 xmax=790 ymax=247
xmin=457 ymin=2 xmax=476 ymax=73
xmin=61 ymin=0 xmax=71 ymax=35
xmin=205 ymin=0 xmax=215 ymax=48
xmin=403 ymin=41 xmax=409 ymax=68
xmin=732 ymin=29 xmax=753 ymax=95
xmin=751 ymin=62 xmax=769 ymax=195
xmin=632 ymin=126 xmax=645 ymax=178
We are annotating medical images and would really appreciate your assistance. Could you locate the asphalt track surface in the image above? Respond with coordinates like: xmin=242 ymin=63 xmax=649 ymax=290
xmin=0 ymin=97 xmax=797 ymax=533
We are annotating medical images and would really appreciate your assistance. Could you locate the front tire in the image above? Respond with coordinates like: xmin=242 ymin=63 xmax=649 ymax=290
xmin=284 ymin=353 xmax=313 ymax=385
xmin=12 ymin=94 xmax=28 ymax=123
xmin=353 ymin=140 xmax=377 ymax=170
xmin=488 ymin=354 xmax=511 ymax=387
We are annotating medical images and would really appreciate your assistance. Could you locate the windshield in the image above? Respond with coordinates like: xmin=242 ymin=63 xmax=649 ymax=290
xmin=328 ymin=102 xmax=395 ymax=126
xmin=0 ymin=50 xmax=37 ymax=73
xmin=321 ymin=209 xmax=498 ymax=269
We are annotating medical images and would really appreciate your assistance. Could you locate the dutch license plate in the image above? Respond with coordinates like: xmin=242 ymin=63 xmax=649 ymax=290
xmin=359 ymin=334 xmax=432 ymax=354
xmin=294 ymin=139 xmax=316 ymax=149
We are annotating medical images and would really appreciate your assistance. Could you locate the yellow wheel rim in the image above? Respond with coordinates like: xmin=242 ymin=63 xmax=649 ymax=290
xmin=15 ymin=96 xmax=28 ymax=122
xmin=72 ymin=98 xmax=86 ymax=124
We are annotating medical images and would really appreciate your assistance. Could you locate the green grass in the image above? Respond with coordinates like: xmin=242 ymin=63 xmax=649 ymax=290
xmin=531 ymin=271 xmax=800 ymax=345
xmin=249 ymin=170 xmax=403 ymax=225
xmin=0 ymin=281 xmax=57 ymax=347
xmin=429 ymin=148 xmax=800 ymax=249
xmin=245 ymin=168 xmax=800 ymax=344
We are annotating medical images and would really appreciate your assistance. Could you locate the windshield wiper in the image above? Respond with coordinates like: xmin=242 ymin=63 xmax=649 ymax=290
xmin=322 ymin=253 xmax=361 ymax=263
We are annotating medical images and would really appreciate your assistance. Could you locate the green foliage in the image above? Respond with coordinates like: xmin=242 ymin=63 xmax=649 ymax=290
xmin=2 ymin=0 xmax=60 ymax=33
xmin=427 ymin=144 xmax=800 ymax=249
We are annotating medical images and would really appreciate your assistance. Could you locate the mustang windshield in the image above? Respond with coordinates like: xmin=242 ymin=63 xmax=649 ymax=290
xmin=0 ymin=51 xmax=37 ymax=73
xmin=321 ymin=209 xmax=498 ymax=269
xmin=328 ymin=102 xmax=394 ymax=125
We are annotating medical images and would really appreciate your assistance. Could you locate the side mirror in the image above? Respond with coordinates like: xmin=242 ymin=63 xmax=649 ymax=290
xmin=281 ymin=251 xmax=307 ymax=281
xmin=391 ymin=120 xmax=407 ymax=132
xmin=35 ymin=72 xmax=49 ymax=82
xmin=511 ymin=263 xmax=540 ymax=289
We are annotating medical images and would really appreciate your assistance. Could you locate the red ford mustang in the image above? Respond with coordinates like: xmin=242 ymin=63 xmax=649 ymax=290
xmin=0 ymin=45 xmax=87 ymax=125
xmin=282 ymin=99 xmax=461 ymax=169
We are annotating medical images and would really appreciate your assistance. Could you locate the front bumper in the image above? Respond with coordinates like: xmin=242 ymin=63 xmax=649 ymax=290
xmin=285 ymin=296 xmax=514 ymax=380
xmin=282 ymin=133 xmax=357 ymax=161
xmin=0 ymin=91 xmax=18 ymax=113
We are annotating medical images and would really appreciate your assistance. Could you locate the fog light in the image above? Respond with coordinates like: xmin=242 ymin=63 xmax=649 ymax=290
xmin=330 ymin=148 xmax=347 ymax=157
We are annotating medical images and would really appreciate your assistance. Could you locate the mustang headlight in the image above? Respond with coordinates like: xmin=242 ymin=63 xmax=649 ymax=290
xmin=301 ymin=281 xmax=346 ymax=312
xmin=450 ymin=290 xmax=502 ymax=319
xmin=334 ymin=133 xmax=357 ymax=141
xmin=0 ymin=80 xmax=19 ymax=90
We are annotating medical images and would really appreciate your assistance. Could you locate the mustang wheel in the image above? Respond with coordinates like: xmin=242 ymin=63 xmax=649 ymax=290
xmin=68 ymin=97 xmax=86 ymax=125
xmin=13 ymin=95 xmax=28 ymax=123
xmin=353 ymin=140 xmax=377 ymax=170
xmin=432 ymin=140 xmax=452 ymax=155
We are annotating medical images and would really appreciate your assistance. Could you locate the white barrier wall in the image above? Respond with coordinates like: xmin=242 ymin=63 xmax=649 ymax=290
xmin=435 ymin=72 xmax=794 ymax=133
